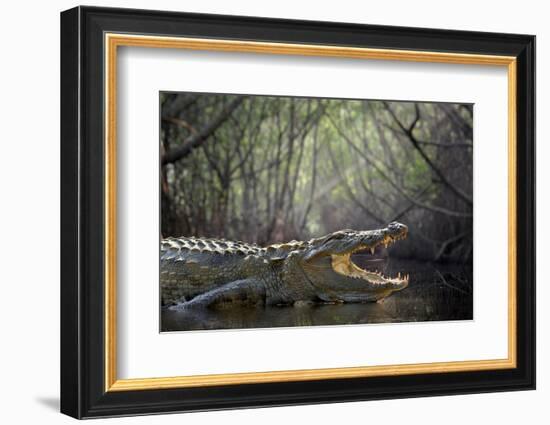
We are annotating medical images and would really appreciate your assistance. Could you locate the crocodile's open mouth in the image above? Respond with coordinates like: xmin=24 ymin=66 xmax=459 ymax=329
xmin=331 ymin=231 xmax=409 ymax=286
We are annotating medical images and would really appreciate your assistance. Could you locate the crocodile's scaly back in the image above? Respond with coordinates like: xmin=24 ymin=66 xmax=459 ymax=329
xmin=161 ymin=237 xmax=264 ymax=304
xmin=161 ymin=236 xmax=264 ymax=260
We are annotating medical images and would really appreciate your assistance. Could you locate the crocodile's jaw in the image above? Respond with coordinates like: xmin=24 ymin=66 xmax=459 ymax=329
xmin=302 ymin=260 xmax=408 ymax=303
xmin=329 ymin=227 xmax=409 ymax=288
xmin=331 ymin=251 xmax=409 ymax=288
xmin=301 ymin=222 xmax=409 ymax=301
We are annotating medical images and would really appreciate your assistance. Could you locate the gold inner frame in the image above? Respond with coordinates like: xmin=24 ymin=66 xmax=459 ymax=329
xmin=104 ymin=33 xmax=517 ymax=392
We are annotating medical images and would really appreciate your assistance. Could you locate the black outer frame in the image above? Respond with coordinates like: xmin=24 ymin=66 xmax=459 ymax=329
xmin=60 ymin=5 xmax=535 ymax=419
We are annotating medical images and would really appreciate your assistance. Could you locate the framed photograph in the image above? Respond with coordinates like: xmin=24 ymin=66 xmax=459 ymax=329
xmin=60 ymin=6 xmax=535 ymax=419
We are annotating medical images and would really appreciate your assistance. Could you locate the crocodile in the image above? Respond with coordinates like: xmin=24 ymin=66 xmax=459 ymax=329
xmin=161 ymin=222 xmax=409 ymax=309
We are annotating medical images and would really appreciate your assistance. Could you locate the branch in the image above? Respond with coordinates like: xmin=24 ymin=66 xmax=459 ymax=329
xmin=434 ymin=231 xmax=468 ymax=261
xmin=327 ymin=146 xmax=385 ymax=224
xmin=162 ymin=96 xmax=246 ymax=165
xmin=383 ymin=102 xmax=473 ymax=206
xmin=388 ymin=186 xmax=430 ymax=222
xmin=434 ymin=268 xmax=469 ymax=295
xmin=382 ymin=123 xmax=472 ymax=148
xmin=416 ymin=140 xmax=472 ymax=148
xmin=326 ymin=112 xmax=472 ymax=218
xmin=162 ymin=94 xmax=199 ymax=118
xmin=162 ymin=117 xmax=198 ymax=134
xmin=440 ymin=103 xmax=473 ymax=138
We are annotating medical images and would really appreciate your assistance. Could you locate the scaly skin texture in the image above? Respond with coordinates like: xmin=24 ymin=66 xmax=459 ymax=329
xmin=161 ymin=222 xmax=409 ymax=309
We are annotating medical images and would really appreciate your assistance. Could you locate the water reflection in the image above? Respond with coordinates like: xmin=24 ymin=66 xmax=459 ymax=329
xmin=161 ymin=260 xmax=473 ymax=332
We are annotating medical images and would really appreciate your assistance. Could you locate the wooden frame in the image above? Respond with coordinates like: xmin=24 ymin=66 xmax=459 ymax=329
xmin=61 ymin=5 xmax=535 ymax=418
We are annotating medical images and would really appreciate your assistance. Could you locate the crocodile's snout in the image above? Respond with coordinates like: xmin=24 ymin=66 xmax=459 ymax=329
xmin=386 ymin=221 xmax=408 ymax=239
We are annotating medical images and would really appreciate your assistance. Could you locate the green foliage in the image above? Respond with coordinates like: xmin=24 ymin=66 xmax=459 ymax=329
xmin=161 ymin=93 xmax=473 ymax=261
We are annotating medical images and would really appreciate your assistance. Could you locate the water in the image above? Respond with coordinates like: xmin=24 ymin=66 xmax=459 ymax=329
xmin=160 ymin=259 xmax=473 ymax=332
